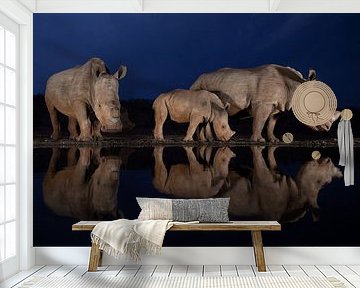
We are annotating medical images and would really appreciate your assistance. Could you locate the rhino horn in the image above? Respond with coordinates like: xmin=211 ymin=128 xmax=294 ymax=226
xmin=308 ymin=69 xmax=317 ymax=81
xmin=114 ymin=65 xmax=127 ymax=80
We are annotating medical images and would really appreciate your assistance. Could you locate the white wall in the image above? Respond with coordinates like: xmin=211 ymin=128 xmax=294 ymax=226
xmin=0 ymin=0 xmax=34 ymax=281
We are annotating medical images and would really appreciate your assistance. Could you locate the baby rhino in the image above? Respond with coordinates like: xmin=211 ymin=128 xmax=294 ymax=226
xmin=153 ymin=89 xmax=235 ymax=141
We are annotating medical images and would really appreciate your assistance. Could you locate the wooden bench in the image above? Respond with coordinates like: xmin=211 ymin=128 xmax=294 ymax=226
xmin=72 ymin=220 xmax=281 ymax=272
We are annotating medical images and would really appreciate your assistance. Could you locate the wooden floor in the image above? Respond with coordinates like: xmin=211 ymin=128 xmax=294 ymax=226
xmin=1 ymin=265 xmax=360 ymax=287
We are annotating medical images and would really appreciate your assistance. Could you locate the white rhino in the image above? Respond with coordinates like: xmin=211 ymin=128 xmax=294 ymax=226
xmin=191 ymin=64 xmax=340 ymax=142
xmin=45 ymin=57 xmax=127 ymax=141
xmin=153 ymin=89 xmax=235 ymax=141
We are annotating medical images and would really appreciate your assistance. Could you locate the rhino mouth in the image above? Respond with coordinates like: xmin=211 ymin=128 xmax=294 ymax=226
xmin=221 ymin=131 xmax=236 ymax=141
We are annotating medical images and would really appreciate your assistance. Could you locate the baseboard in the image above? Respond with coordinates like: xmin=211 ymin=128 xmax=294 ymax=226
xmin=35 ymin=247 xmax=360 ymax=266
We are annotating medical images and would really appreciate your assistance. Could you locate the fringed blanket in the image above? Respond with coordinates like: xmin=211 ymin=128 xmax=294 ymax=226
xmin=338 ymin=119 xmax=354 ymax=186
xmin=91 ymin=219 xmax=173 ymax=261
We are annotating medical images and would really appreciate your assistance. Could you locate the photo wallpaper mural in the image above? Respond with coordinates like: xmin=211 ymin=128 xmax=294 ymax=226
xmin=33 ymin=14 xmax=360 ymax=247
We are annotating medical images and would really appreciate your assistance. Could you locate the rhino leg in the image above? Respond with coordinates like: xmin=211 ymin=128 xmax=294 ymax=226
xmin=205 ymin=122 xmax=214 ymax=141
xmin=267 ymin=113 xmax=280 ymax=143
xmin=153 ymin=102 xmax=168 ymax=141
xmin=184 ymin=146 xmax=203 ymax=173
xmin=267 ymin=146 xmax=278 ymax=171
xmin=46 ymin=148 xmax=60 ymax=176
xmin=184 ymin=114 xmax=203 ymax=141
xmin=199 ymin=146 xmax=212 ymax=166
xmin=251 ymin=145 xmax=268 ymax=178
xmin=68 ymin=117 xmax=79 ymax=140
xmin=46 ymin=101 xmax=61 ymax=140
xmin=199 ymin=127 xmax=208 ymax=141
xmin=198 ymin=123 xmax=213 ymax=142
xmin=67 ymin=147 xmax=78 ymax=166
xmin=73 ymin=101 xmax=93 ymax=141
xmin=152 ymin=146 xmax=168 ymax=193
xmin=197 ymin=126 xmax=206 ymax=141
xmin=77 ymin=147 xmax=91 ymax=168
xmin=250 ymin=104 xmax=273 ymax=142
xmin=92 ymin=120 xmax=103 ymax=140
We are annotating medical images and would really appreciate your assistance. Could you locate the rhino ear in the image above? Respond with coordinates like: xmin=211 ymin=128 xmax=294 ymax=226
xmin=93 ymin=65 xmax=106 ymax=78
xmin=308 ymin=69 xmax=317 ymax=81
xmin=114 ymin=65 xmax=127 ymax=80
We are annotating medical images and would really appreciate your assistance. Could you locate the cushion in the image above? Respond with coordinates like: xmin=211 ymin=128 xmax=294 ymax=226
xmin=136 ymin=197 xmax=230 ymax=223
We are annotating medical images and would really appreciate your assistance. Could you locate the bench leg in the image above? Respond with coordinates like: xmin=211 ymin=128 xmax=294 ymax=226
xmin=251 ymin=231 xmax=266 ymax=272
xmin=88 ymin=243 xmax=102 ymax=272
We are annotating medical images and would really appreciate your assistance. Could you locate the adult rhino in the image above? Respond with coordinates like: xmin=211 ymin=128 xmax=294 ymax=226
xmin=45 ymin=57 xmax=127 ymax=141
xmin=191 ymin=64 xmax=340 ymax=142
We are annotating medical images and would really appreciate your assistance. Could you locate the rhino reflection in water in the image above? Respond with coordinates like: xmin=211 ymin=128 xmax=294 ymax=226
xmin=220 ymin=146 xmax=343 ymax=223
xmin=43 ymin=147 xmax=122 ymax=220
xmin=153 ymin=146 xmax=235 ymax=198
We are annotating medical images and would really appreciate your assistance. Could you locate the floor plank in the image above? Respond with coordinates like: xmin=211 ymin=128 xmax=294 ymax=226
xmin=283 ymin=265 xmax=307 ymax=277
xmin=13 ymin=267 xmax=61 ymax=288
xmin=136 ymin=265 xmax=156 ymax=277
xmin=117 ymin=265 xmax=140 ymax=277
xmin=152 ymin=265 xmax=172 ymax=277
xmin=49 ymin=265 xmax=76 ymax=277
xmin=169 ymin=265 xmax=187 ymax=277
xmin=66 ymin=265 xmax=88 ymax=277
xmin=32 ymin=265 xmax=61 ymax=277
xmin=221 ymin=265 xmax=238 ymax=277
xmin=203 ymin=265 xmax=221 ymax=277
xmin=236 ymin=265 xmax=255 ymax=277
xmin=316 ymin=265 xmax=354 ymax=287
xmin=2 ymin=264 xmax=360 ymax=288
xmin=349 ymin=266 xmax=360 ymax=276
xmin=268 ymin=265 xmax=289 ymax=277
xmin=186 ymin=265 xmax=203 ymax=277
xmin=332 ymin=266 xmax=360 ymax=288
xmin=101 ymin=265 xmax=124 ymax=277
xmin=82 ymin=266 xmax=108 ymax=278
xmin=300 ymin=265 xmax=324 ymax=277
xmin=0 ymin=266 xmax=44 ymax=288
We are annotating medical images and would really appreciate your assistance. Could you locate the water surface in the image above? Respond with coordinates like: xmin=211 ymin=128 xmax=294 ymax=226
xmin=33 ymin=145 xmax=360 ymax=247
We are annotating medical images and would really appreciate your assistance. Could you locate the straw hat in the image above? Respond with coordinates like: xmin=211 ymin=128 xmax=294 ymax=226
xmin=292 ymin=81 xmax=337 ymax=127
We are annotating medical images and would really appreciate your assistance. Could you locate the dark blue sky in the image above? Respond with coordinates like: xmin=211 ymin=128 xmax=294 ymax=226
xmin=34 ymin=14 xmax=360 ymax=108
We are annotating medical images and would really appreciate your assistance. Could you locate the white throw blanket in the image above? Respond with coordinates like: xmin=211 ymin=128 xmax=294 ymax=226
xmin=337 ymin=119 xmax=354 ymax=186
xmin=91 ymin=219 xmax=173 ymax=261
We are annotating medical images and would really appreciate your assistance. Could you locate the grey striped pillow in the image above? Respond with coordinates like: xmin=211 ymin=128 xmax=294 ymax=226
xmin=136 ymin=198 xmax=230 ymax=223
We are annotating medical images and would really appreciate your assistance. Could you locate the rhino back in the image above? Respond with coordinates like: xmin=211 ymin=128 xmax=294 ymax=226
xmin=161 ymin=90 xmax=213 ymax=122
xmin=192 ymin=64 xmax=305 ymax=113
xmin=45 ymin=59 xmax=106 ymax=115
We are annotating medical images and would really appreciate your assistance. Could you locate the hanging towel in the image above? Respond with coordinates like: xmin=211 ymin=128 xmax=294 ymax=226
xmin=91 ymin=219 xmax=173 ymax=261
xmin=337 ymin=119 xmax=354 ymax=186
